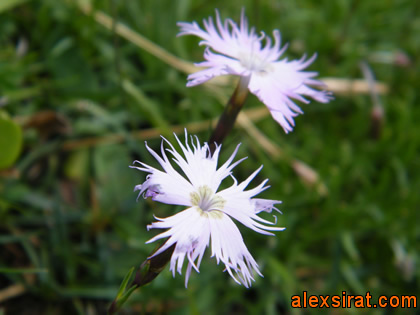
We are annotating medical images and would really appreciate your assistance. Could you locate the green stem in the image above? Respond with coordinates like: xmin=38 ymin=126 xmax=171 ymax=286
xmin=108 ymin=244 xmax=175 ymax=314
xmin=208 ymin=76 xmax=250 ymax=154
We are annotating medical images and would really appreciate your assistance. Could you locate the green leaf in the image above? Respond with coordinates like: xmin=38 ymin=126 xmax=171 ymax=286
xmin=115 ymin=285 xmax=138 ymax=309
xmin=0 ymin=111 xmax=23 ymax=169
xmin=108 ymin=267 xmax=137 ymax=314
xmin=116 ymin=267 xmax=135 ymax=299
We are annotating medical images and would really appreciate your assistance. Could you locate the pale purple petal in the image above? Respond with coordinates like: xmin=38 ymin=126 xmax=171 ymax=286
xmin=131 ymin=130 xmax=284 ymax=287
xmin=178 ymin=10 xmax=332 ymax=132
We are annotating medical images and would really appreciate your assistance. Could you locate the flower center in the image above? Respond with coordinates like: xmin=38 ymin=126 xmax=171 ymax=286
xmin=239 ymin=52 xmax=273 ymax=75
xmin=190 ymin=185 xmax=225 ymax=218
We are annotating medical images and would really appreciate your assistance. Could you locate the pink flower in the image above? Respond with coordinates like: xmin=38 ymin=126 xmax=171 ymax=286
xmin=178 ymin=10 xmax=333 ymax=133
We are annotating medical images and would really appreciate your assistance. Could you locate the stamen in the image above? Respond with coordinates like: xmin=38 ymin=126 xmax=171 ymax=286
xmin=190 ymin=185 xmax=226 ymax=213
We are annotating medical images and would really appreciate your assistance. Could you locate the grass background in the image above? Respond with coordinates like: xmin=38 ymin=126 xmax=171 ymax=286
xmin=0 ymin=0 xmax=419 ymax=314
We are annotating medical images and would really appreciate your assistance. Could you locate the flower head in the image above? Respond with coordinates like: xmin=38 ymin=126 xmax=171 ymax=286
xmin=131 ymin=131 xmax=284 ymax=287
xmin=178 ymin=10 xmax=333 ymax=133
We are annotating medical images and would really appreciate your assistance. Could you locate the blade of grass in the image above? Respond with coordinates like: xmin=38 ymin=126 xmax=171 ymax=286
xmin=0 ymin=268 xmax=48 ymax=274
xmin=121 ymin=79 xmax=171 ymax=136
xmin=76 ymin=0 xmax=195 ymax=75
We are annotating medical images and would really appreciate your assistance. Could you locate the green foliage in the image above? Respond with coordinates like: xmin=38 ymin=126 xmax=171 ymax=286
xmin=0 ymin=0 xmax=419 ymax=314
xmin=0 ymin=0 xmax=29 ymax=13
xmin=0 ymin=111 xmax=22 ymax=169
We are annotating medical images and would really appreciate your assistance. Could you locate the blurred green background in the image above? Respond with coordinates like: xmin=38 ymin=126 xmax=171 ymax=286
xmin=0 ymin=0 xmax=419 ymax=314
